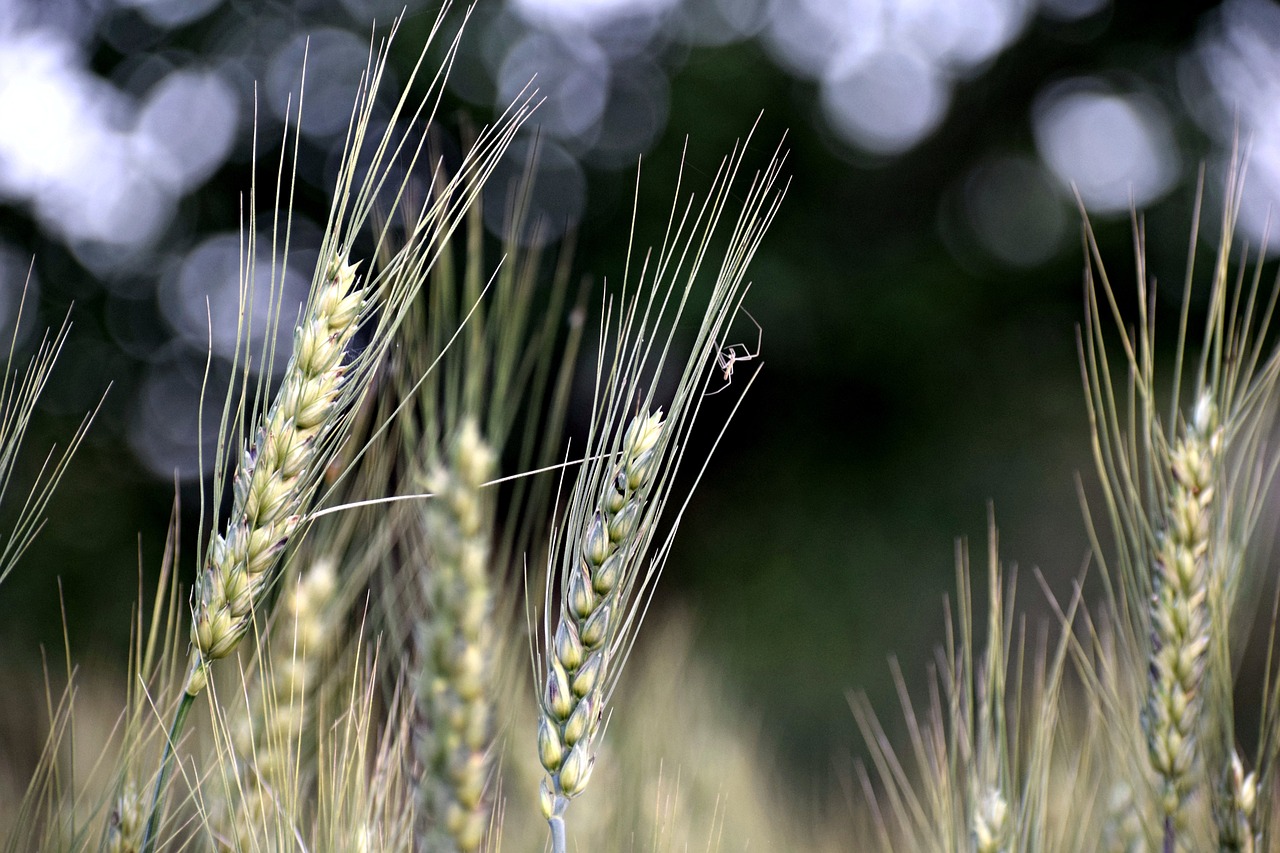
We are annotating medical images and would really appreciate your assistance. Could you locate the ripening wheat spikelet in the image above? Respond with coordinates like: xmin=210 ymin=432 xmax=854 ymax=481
xmin=1217 ymin=750 xmax=1259 ymax=852
xmin=1143 ymin=392 xmax=1220 ymax=836
xmin=362 ymin=149 xmax=584 ymax=851
xmin=187 ymin=258 xmax=362 ymax=691
xmin=850 ymin=516 xmax=1080 ymax=852
xmin=537 ymin=408 xmax=664 ymax=822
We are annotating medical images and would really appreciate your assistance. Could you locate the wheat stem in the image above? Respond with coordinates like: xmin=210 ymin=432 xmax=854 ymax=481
xmin=139 ymin=691 xmax=194 ymax=853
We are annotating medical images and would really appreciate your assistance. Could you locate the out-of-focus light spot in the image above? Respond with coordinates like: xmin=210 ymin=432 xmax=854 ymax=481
xmin=591 ymin=10 xmax=667 ymax=61
xmin=763 ymin=0 xmax=1029 ymax=156
xmin=266 ymin=29 xmax=372 ymax=140
xmin=512 ymin=0 xmax=680 ymax=29
xmin=498 ymin=30 xmax=609 ymax=146
xmin=761 ymin=0 xmax=875 ymax=80
xmin=129 ymin=354 xmax=220 ymax=480
xmin=962 ymin=155 xmax=1067 ymax=267
xmin=51 ymin=143 xmax=173 ymax=248
xmin=482 ymin=137 xmax=586 ymax=246
xmin=900 ymin=0 xmax=1030 ymax=71
xmin=116 ymin=0 xmax=222 ymax=29
xmin=335 ymin=0 xmax=408 ymax=25
xmin=1184 ymin=0 xmax=1280 ymax=252
xmin=1040 ymin=0 xmax=1109 ymax=22
xmin=584 ymin=58 xmax=669 ymax=168
xmin=160 ymin=233 xmax=312 ymax=372
xmin=134 ymin=68 xmax=237 ymax=192
xmin=0 ymin=25 xmax=179 ymax=264
xmin=674 ymin=0 xmax=770 ymax=46
xmin=1033 ymin=81 xmax=1178 ymax=214
xmin=0 ymin=244 xmax=39 ymax=354
xmin=821 ymin=49 xmax=950 ymax=156
xmin=1230 ymin=156 xmax=1280 ymax=252
xmin=0 ymin=30 xmax=103 ymax=200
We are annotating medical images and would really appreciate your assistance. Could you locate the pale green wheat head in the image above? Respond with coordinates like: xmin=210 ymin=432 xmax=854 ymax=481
xmin=533 ymin=127 xmax=788 ymax=850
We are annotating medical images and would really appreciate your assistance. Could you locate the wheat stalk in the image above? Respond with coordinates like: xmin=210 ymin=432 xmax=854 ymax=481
xmin=537 ymin=408 xmax=664 ymax=842
xmin=1078 ymin=156 xmax=1280 ymax=851
xmin=188 ymin=259 xmax=362 ymax=692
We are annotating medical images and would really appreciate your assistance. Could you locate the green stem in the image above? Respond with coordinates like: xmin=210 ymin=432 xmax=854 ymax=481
xmin=548 ymin=814 xmax=566 ymax=853
xmin=140 ymin=690 xmax=195 ymax=853
xmin=547 ymin=794 xmax=568 ymax=853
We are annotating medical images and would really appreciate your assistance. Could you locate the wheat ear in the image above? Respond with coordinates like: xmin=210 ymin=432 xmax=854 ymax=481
xmin=189 ymin=258 xmax=361 ymax=694
xmin=538 ymin=410 xmax=664 ymax=836
xmin=217 ymin=559 xmax=337 ymax=850
xmin=106 ymin=780 xmax=144 ymax=853
xmin=1142 ymin=394 xmax=1220 ymax=839
xmin=416 ymin=418 xmax=497 ymax=851
xmin=142 ymin=12 xmax=536 ymax=844
xmin=532 ymin=125 xmax=788 ymax=853
xmin=1216 ymin=751 xmax=1258 ymax=853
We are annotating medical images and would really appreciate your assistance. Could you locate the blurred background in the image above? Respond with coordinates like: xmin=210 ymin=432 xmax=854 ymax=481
xmin=0 ymin=0 xmax=1272 ymax=794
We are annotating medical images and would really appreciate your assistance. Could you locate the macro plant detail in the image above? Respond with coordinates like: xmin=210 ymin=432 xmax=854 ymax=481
xmin=216 ymin=559 xmax=337 ymax=851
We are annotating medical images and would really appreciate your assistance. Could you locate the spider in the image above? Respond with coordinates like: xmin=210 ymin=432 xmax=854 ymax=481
xmin=706 ymin=308 xmax=761 ymax=396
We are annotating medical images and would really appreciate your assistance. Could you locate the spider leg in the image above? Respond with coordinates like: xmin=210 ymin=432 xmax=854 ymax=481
xmin=741 ymin=308 xmax=763 ymax=360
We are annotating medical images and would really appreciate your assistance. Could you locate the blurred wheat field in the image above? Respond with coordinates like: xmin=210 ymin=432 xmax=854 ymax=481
xmin=5 ymin=9 xmax=1280 ymax=853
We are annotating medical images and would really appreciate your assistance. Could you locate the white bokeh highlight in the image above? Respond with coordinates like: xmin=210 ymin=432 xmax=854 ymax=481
xmin=1185 ymin=0 xmax=1280 ymax=251
xmin=1033 ymin=81 xmax=1179 ymax=214
xmin=160 ymin=233 xmax=313 ymax=374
